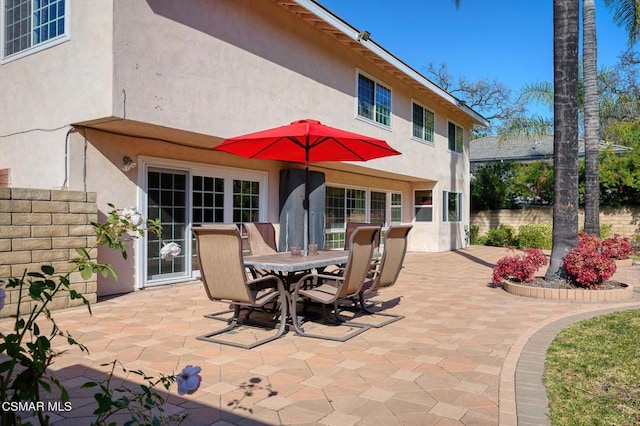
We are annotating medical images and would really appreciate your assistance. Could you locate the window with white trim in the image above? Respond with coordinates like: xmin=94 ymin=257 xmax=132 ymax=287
xmin=324 ymin=186 xmax=401 ymax=249
xmin=414 ymin=190 xmax=433 ymax=222
xmin=3 ymin=0 xmax=68 ymax=59
xmin=412 ymin=102 xmax=435 ymax=143
xmin=369 ymin=191 xmax=388 ymax=227
xmin=443 ymin=190 xmax=462 ymax=222
xmin=141 ymin=159 xmax=267 ymax=286
xmin=448 ymin=121 xmax=464 ymax=153
xmin=357 ymin=73 xmax=392 ymax=127
xmin=391 ymin=193 xmax=402 ymax=223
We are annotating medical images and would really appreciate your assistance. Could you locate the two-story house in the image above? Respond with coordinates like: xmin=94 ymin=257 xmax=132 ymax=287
xmin=0 ymin=0 xmax=488 ymax=295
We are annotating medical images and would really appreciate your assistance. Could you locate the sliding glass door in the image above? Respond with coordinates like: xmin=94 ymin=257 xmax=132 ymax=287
xmin=142 ymin=160 xmax=267 ymax=286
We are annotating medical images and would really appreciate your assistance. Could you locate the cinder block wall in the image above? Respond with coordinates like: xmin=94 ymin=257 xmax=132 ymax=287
xmin=0 ymin=188 xmax=98 ymax=318
xmin=471 ymin=206 xmax=640 ymax=237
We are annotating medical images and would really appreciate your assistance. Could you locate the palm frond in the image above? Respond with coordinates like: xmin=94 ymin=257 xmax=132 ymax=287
xmin=519 ymin=82 xmax=554 ymax=109
xmin=497 ymin=116 xmax=553 ymax=144
xmin=603 ymin=0 xmax=640 ymax=46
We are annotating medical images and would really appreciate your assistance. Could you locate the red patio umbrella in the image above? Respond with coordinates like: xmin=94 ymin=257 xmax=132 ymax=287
xmin=213 ymin=119 xmax=401 ymax=252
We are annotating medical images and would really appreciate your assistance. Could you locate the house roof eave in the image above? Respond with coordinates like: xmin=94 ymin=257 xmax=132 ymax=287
xmin=273 ymin=0 xmax=489 ymax=128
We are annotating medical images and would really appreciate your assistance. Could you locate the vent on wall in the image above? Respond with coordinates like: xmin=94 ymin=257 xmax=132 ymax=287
xmin=0 ymin=169 xmax=9 ymax=187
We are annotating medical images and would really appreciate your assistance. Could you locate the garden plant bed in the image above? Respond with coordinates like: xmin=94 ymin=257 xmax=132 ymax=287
xmin=503 ymin=278 xmax=633 ymax=302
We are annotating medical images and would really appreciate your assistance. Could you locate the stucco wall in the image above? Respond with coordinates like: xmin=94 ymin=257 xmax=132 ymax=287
xmin=1 ymin=0 xmax=474 ymax=258
xmin=0 ymin=0 xmax=114 ymax=189
xmin=0 ymin=188 xmax=98 ymax=318
xmin=471 ymin=206 xmax=640 ymax=238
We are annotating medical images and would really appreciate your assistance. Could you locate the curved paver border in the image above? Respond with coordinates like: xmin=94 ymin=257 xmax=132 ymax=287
xmin=499 ymin=289 xmax=640 ymax=425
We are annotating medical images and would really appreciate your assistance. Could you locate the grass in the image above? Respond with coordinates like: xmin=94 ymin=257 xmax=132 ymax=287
xmin=544 ymin=310 xmax=640 ymax=425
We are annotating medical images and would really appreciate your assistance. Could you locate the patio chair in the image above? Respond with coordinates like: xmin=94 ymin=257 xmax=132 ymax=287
xmin=245 ymin=222 xmax=278 ymax=255
xmin=344 ymin=222 xmax=381 ymax=251
xmin=289 ymin=226 xmax=380 ymax=341
xmin=353 ymin=224 xmax=413 ymax=328
xmin=244 ymin=222 xmax=279 ymax=278
xmin=192 ymin=225 xmax=288 ymax=349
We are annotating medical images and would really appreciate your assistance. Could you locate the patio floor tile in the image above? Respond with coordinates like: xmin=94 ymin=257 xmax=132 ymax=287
xmin=2 ymin=245 xmax=639 ymax=425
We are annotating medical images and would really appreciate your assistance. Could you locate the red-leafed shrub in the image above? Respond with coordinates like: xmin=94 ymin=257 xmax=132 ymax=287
xmin=492 ymin=248 xmax=548 ymax=286
xmin=563 ymin=236 xmax=617 ymax=289
xmin=601 ymin=233 xmax=633 ymax=260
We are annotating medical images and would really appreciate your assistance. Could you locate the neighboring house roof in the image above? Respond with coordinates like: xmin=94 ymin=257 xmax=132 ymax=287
xmin=470 ymin=135 xmax=631 ymax=164
xmin=272 ymin=0 xmax=489 ymax=128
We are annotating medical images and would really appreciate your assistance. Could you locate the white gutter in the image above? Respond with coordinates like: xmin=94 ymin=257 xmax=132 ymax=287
xmin=292 ymin=0 xmax=490 ymax=127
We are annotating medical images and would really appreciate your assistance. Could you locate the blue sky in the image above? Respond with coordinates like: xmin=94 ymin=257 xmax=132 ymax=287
xmin=319 ymin=0 xmax=635 ymax=118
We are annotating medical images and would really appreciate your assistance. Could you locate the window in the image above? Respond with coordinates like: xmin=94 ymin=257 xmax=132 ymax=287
xmin=3 ymin=0 xmax=67 ymax=59
xmin=370 ymin=191 xmax=386 ymax=226
xmin=324 ymin=187 xmax=399 ymax=249
xmin=147 ymin=169 xmax=188 ymax=281
xmin=325 ymin=186 xmax=366 ymax=249
xmin=414 ymin=190 xmax=432 ymax=222
xmin=448 ymin=122 xmax=464 ymax=153
xmin=443 ymin=191 xmax=462 ymax=222
xmin=142 ymin=158 xmax=267 ymax=286
xmin=232 ymin=179 xmax=260 ymax=223
xmin=390 ymin=193 xmax=402 ymax=223
xmin=357 ymin=73 xmax=391 ymax=127
xmin=412 ymin=102 xmax=435 ymax=143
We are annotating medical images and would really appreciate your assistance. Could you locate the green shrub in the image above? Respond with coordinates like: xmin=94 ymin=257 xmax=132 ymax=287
xmin=484 ymin=224 xmax=517 ymax=247
xmin=518 ymin=223 xmax=552 ymax=250
xmin=469 ymin=225 xmax=482 ymax=245
xmin=600 ymin=223 xmax=612 ymax=239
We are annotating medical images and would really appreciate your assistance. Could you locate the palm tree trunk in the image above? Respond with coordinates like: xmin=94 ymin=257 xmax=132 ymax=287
xmin=583 ymin=0 xmax=601 ymax=236
xmin=546 ymin=0 xmax=580 ymax=280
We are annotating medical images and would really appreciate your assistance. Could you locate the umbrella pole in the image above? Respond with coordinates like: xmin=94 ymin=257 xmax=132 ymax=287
xmin=303 ymin=160 xmax=309 ymax=256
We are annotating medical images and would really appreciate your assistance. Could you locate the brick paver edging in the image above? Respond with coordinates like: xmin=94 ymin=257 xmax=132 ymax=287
xmin=499 ymin=291 xmax=640 ymax=425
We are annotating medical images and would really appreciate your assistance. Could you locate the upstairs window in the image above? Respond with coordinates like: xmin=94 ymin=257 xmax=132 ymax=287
xmin=3 ymin=0 xmax=67 ymax=60
xmin=412 ymin=102 xmax=435 ymax=144
xmin=448 ymin=121 xmax=464 ymax=153
xmin=357 ymin=73 xmax=392 ymax=127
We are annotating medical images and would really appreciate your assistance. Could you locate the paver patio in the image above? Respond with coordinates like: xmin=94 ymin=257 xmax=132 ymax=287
xmin=3 ymin=245 xmax=639 ymax=425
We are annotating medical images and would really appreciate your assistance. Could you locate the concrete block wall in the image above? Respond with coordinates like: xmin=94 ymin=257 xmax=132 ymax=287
xmin=471 ymin=206 xmax=640 ymax=238
xmin=0 ymin=188 xmax=98 ymax=318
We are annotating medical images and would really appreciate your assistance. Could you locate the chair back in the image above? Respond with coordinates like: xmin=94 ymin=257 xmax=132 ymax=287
xmin=374 ymin=224 xmax=413 ymax=290
xmin=245 ymin=222 xmax=278 ymax=255
xmin=192 ymin=225 xmax=254 ymax=303
xmin=344 ymin=222 xmax=381 ymax=250
xmin=339 ymin=226 xmax=379 ymax=298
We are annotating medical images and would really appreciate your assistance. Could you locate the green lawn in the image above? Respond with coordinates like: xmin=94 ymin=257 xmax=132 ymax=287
xmin=544 ymin=310 xmax=640 ymax=425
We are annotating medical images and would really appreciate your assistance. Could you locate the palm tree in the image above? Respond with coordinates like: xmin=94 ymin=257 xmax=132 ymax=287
xmin=584 ymin=0 xmax=640 ymax=236
xmin=452 ymin=0 xmax=580 ymax=278
xmin=546 ymin=0 xmax=580 ymax=280
xmin=583 ymin=0 xmax=600 ymax=236
xmin=604 ymin=0 xmax=640 ymax=45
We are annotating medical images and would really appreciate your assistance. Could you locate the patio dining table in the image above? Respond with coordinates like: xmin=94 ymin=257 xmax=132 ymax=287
xmin=244 ymin=250 xmax=349 ymax=273
xmin=243 ymin=250 xmax=349 ymax=288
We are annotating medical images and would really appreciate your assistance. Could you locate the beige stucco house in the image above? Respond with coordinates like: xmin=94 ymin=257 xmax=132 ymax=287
xmin=0 ymin=0 xmax=488 ymax=295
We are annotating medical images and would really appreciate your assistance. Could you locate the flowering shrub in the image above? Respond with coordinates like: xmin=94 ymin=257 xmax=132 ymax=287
xmin=601 ymin=233 xmax=633 ymax=260
xmin=492 ymin=248 xmax=548 ymax=286
xmin=0 ymin=205 xmax=195 ymax=425
xmin=563 ymin=234 xmax=617 ymax=289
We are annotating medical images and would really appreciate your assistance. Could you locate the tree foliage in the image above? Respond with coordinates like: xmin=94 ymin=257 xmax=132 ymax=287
xmin=425 ymin=62 xmax=526 ymax=136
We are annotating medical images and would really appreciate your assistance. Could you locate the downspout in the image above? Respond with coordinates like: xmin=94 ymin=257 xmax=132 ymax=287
xmin=62 ymin=127 xmax=74 ymax=189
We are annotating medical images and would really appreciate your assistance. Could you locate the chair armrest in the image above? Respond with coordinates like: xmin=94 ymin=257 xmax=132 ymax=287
xmin=247 ymin=274 xmax=285 ymax=292
xmin=289 ymin=273 xmax=344 ymax=292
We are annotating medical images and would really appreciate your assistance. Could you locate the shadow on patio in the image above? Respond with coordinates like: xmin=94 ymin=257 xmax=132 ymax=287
xmin=2 ymin=245 xmax=639 ymax=425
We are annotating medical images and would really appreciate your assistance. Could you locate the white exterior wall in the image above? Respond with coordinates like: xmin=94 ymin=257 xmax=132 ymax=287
xmin=0 ymin=0 xmax=114 ymax=189
xmin=105 ymin=0 xmax=473 ymax=252
xmin=1 ymin=0 xmax=480 ymax=295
